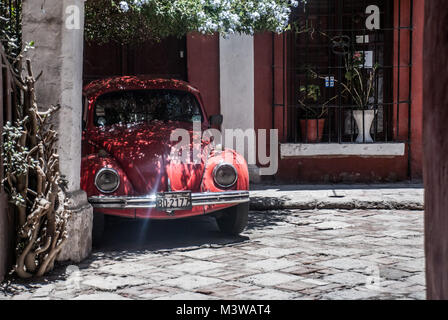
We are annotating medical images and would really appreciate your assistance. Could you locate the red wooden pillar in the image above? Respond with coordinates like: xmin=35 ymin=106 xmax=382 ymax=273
xmin=186 ymin=33 xmax=221 ymax=118
xmin=393 ymin=0 xmax=424 ymax=180
xmin=410 ymin=0 xmax=425 ymax=180
xmin=423 ymin=0 xmax=448 ymax=300
xmin=393 ymin=0 xmax=412 ymax=142
xmin=272 ymin=33 xmax=289 ymax=143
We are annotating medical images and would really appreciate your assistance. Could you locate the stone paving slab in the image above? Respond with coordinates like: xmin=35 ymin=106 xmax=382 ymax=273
xmin=250 ymin=184 xmax=424 ymax=211
xmin=0 ymin=208 xmax=425 ymax=300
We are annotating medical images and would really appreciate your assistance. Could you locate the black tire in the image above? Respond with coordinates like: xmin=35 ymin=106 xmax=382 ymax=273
xmin=216 ymin=202 xmax=249 ymax=235
xmin=92 ymin=212 xmax=104 ymax=247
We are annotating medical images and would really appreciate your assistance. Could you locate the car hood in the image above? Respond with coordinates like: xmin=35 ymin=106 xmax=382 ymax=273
xmin=87 ymin=121 xmax=209 ymax=195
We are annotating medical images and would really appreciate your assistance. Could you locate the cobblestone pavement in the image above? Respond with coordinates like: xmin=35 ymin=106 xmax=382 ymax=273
xmin=0 ymin=209 xmax=425 ymax=300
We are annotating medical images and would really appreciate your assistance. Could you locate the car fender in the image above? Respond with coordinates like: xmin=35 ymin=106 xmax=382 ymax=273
xmin=81 ymin=154 xmax=135 ymax=196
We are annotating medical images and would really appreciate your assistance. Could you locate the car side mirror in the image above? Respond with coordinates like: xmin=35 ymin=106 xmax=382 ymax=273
xmin=209 ymin=114 xmax=223 ymax=126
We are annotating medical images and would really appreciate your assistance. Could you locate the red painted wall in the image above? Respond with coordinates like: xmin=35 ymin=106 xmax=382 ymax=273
xmin=392 ymin=0 xmax=424 ymax=180
xmin=254 ymin=32 xmax=273 ymax=134
xmin=254 ymin=33 xmax=274 ymax=168
xmin=393 ymin=0 xmax=412 ymax=142
xmin=252 ymin=2 xmax=424 ymax=183
xmin=188 ymin=3 xmax=424 ymax=183
xmin=276 ymin=156 xmax=409 ymax=183
xmin=410 ymin=0 xmax=424 ymax=180
xmin=186 ymin=33 xmax=220 ymax=118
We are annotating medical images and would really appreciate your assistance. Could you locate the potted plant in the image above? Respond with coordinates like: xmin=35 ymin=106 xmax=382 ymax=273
xmin=295 ymin=20 xmax=381 ymax=143
xmin=298 ymin=84 xmax=328 ymax=143
xmin=342 ymin=51 xmax=379 ymax=143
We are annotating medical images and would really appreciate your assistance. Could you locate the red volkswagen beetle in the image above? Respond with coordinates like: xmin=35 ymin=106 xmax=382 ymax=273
xmin=81 ymin=76 xmax=250 ymax=242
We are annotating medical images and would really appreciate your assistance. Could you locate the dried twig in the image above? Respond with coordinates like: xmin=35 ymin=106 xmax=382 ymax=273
xmin=1 ymin=47 xmax=71 ymax=278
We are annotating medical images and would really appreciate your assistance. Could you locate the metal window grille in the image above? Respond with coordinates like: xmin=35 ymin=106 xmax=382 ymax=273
xmin=274 ymin=0 xmax=413 ymax=145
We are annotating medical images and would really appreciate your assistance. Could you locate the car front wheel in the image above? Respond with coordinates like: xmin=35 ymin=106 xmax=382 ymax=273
xmin=216 ymin=202 xmax=249 ymax=235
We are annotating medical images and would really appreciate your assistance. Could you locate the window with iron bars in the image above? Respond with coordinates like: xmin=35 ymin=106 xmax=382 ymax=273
xmin=279 ymin=0 xmax=413 ymax=144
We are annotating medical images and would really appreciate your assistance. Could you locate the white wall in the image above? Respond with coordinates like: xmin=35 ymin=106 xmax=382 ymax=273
xmin=219 ymin=34 xmax=255 ymax=163
xmin=22 ymin=0 xmax=85 ymax=192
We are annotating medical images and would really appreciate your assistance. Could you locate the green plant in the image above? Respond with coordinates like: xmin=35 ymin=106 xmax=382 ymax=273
xmin=298 ymin=84 xmax=328 ymax=119
xmin=293 ymin=13 xmax=380 ymax=111
xmin=300 ymin=84 xmax=320 ymax=102
xmin=342 ymin=51 xmax=379 ymax=110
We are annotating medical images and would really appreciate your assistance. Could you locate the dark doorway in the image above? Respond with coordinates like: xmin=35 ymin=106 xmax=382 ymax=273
xmin=83 ymin=37 xmax=188 ymax=85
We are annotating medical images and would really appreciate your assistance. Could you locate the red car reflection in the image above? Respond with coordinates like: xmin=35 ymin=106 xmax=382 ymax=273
xmin=81 ymin=76 xmax=249 ymax=242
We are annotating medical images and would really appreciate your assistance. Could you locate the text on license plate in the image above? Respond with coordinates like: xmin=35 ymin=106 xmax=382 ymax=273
xmin=156 ymin=192 xmax=192 ymax=211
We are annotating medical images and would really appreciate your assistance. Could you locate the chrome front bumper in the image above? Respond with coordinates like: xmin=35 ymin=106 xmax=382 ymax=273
xmin=88 ymin=190 xmax=250 ymax=209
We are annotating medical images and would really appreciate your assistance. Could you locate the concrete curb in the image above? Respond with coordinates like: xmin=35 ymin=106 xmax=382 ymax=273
xmin=249 ymin=197 xmax=424 ymax=211
xmin=249 ymin=184 xmax=424 ymax=211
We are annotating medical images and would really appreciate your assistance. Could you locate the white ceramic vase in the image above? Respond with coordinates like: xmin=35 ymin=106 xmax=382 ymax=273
xmin=353 ymin=110 xmax=376 ymax=143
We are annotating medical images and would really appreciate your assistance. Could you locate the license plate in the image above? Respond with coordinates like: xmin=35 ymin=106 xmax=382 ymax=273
xmin=156 ymin=192 xmax=192 ymax=211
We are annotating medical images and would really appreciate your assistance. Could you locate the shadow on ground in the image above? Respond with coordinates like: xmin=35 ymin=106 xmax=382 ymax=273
xmin=98 ymin=209 xmax=293 ymax=253
xmin=0 ymin=209 xmax=292 ymax=292
xmin=246 ymin=209 xmax=292 ymax=231
xmin=97 ymin=215 xmax=248 ymax=253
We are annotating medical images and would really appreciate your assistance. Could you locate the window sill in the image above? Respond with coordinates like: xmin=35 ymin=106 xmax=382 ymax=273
xmin=280 ymin=143 xmax=406 ymax=159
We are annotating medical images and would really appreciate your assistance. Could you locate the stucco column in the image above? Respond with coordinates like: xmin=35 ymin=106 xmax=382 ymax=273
xmin=22 ymin=0 xmax=92 ymax=263
xmin=219 ymin=34 xmax=261 ymax=183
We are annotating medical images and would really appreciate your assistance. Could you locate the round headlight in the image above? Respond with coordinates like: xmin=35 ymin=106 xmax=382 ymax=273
xmin=95 ymin=168 xmax=120 ymax=193
xmin=213 ymin=163 xmax=238 ymax=189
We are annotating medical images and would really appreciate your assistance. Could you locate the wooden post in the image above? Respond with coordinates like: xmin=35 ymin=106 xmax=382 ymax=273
xmin=423 ymin=0 xmax=448 ymax=300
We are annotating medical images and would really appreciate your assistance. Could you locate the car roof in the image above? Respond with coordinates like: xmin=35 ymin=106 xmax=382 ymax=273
xmin=83 ymin=75 xmax=200 ymax=99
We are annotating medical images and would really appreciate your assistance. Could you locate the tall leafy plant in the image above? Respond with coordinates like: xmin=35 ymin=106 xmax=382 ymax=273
xmin=342 ymin=51 xmax=379 ymax=110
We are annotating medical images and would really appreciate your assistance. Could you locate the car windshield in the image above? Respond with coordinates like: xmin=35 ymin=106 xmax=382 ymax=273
xmin=94 ymin=89 xmax=203 ymax=127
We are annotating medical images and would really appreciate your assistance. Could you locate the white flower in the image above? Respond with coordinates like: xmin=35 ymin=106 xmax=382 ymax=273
xmin=119 ymin=1 xmax=130 ymax=12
